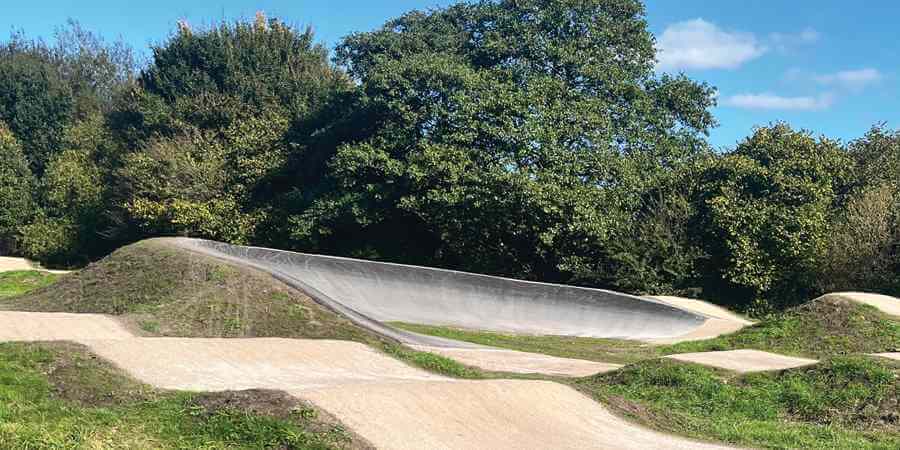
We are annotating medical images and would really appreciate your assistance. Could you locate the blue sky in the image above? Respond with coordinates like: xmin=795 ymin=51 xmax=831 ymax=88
xmin=2 ymin=0 xmax=896 ymax=148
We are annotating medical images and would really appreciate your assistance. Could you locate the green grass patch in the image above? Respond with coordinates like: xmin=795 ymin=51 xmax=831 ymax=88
xmin=390 ymin=322 xmax=660 ymax=365
xmin=0 ymin=270 xmax=60 ymax=299
xmin=574 ymin=356 xmax=900 ymax=449
xmin=381 ymin=343 xmax=483 ymax=378
xmin=662 ymin=297 xmax=900 ymax=358
xmin=0 ymin=341 xmax=367 ymax=449
xmin=2 ymin=239 xmax=376 ymax=343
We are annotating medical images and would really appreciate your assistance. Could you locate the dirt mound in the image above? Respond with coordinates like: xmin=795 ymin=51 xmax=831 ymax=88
xmin=824 ymin=292 xmax=900 ymax=317
xmin=664 ymin=294 xmax=900 ymax=357
xmin=3 ymin=239 xmax=377 ymax=343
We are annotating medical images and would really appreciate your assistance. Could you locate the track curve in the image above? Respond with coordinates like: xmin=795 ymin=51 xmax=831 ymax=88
xmin=172 ymin=238 xmax=709 ymax=345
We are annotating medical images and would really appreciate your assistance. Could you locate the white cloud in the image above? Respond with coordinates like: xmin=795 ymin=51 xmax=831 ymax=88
xmin=770 ymin=27 xmax=821 ymax=51
xmin=814 ymin=68 xmax=883 ymax=89
xmin=656 ymin=19 xmax=767 ymax=70
xmin=723 ymin=92 xmax=835 ymax=111
xmin=799 ymin=28 xmax=821 ymax=43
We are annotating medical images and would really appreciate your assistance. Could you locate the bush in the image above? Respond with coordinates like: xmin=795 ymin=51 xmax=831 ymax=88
xmin=0 ymin=123 xmax=35 ymax=253
xmin=691 ymin=124 xmax=852 ymax=312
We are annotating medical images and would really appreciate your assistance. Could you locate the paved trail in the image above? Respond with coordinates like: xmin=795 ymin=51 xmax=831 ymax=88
xmin=0 ymin=256 xmax=71 ymax=274
xmin=0 ymin=311 xmax=735 ymax=450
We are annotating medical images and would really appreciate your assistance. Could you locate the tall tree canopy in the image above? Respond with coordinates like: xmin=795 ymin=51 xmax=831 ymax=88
xmin=294 ymin=0 xmax=716 ymax=281
xmin=110 ymin=14 xmax=349 ymax=246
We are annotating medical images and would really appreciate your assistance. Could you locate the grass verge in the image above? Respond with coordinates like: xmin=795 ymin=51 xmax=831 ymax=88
xmin=573 ymin=356 xmax=900 ymax=449
xmin=390 ymin=322 xmax=659 ymax=365
xmin=0 ymin=270 xmax=60 ymax=299
xmin=662 ymin=296 xmax=900 ymax=358
xmin=0 ymin=341 xmax=369 ymax=449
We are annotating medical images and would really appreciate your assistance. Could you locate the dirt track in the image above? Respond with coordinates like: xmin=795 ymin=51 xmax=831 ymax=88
xmin=0 ymin=311 xmax=133 ymax=341
xmin=0 ymin=257 xmax=36 ymax=272
xmin=829 ymin=292 xmax=900 ymax=317
xmin=666 ymin=349 xmax=818 ymax=373
xmin=0 ymin=256 xmax=71 ymax=274
xmin=0 ymin=311 xmax=737 ymax=449
xmin=410 ymin=345 xmax=622 ymax=377
xmin=300 ymin=379 xmax=733 ymax=450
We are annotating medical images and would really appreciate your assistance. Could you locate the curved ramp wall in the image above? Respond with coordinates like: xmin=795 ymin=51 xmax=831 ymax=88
xmin=173 ymin=238 xmax=707 ymax=344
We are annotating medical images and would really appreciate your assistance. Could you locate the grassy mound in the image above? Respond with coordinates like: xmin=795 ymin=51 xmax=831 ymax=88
xmin=574 ymin=356 xmax=900 ymax=449
xmin=0 ymin=239 xmax=479 ymax=378
xmin=0 ymin=341 xmax=369 ymax=449
xmin=0 ymin=271 xmax=60 ymax=299
xmin=3 ymin=239 xmax=375 ymax=342
xmin=664 ymin=295 xmax=900 ymax=358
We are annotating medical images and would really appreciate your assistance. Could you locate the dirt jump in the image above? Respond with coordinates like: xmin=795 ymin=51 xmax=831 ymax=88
xmin=41 ymin=239 xmax=900 ymax=447
xmin=0 ymin=311 xmax=734 ymax=449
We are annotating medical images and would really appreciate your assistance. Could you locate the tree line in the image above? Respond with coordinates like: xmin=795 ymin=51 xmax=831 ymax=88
xmin=1 ymin=1 xmax=897 ymax=314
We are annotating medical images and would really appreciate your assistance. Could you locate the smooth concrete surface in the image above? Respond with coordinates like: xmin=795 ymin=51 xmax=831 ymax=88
xmin=666 ymin=349 xmax=818 ymax=373
xmin=647 ymin=296 xmax=754 ymax=324
xmin=411 ymin=345 xmax=622 ymax=377
xmin=172 ymin=238 xmax=709 ymax=345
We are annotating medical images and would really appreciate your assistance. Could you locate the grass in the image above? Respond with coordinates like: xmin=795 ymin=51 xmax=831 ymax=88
xmin=574 ymin=356 xmax=900 ymax=449
xmin=661 ymin=296 xmax=900 ymax=358
xmin=4 ymin=238 xmax=900 ymax=448
xmin=0 ymin=341 xmax=368 ymax=449
xmin=3 ymin=239 xmax=375 ymax=343
xmin=0 ymin=239 xmax=482 ymax=380
xmin=394 ymin=294 xmax=900 ymax=362
xmin=390 ymin=322 xmax=660 ymax=365
xmin=0 ymin=270 xmax=60 ymax=299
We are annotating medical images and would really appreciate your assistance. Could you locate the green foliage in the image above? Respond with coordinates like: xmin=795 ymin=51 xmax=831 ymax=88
xmin=2 ymin=6 xmax=899 ymax=314
xmin=114 ymin=13 xmax=345 ymax=139
xmin=577 ymin=357 xmax=900 ymax=449
xmin=692 ymin=124 xmax=852 ymax=311
xmin=117 ymin=133 xmax=257 ymax=243
xmin=297 ymin=0 xmax=716 ymax=280
xmin=0 ymin=342 xmax=350 ymax=449
xmin=663 ymin=296 xmax=900 ymax=358
xmin=0 ymin=39 xmax=74 ymax=173
xmin=16 ymin=213 xmax=81 ymax=266
xmin=0 ymin=124 xmax=35 ymax=252
xmin=819 ymin=183 xmax=900 ymax=295
xmin=0 ymin=271 xmax=59 ymax=299
xmin=818 ymin=126 xmax=900 ymax=296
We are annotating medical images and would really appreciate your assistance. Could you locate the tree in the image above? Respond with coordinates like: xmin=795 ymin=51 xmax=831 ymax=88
xmin=112 ymin=13 xmax=347 ymax=143
xmin=0 ymin=123 xmax=35 ymax=253
xmin=0 ymin=37 xmax=74 ymax=173
xmin=692 ymin=124 xmax=852 ymax=311
xmin=294 ymin=0 xmax=716 ymax=281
